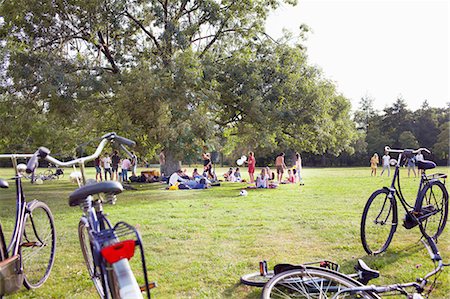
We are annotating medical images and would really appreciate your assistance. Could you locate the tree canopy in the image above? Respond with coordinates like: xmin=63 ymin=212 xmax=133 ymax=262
xmin=1 ymin=1 xmax=446 ymax=171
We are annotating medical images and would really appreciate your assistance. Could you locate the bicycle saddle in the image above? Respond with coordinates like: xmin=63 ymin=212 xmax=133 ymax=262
xmin=69 ymin=181 xmax=123 ymax=206
xmin=355 ymin=259 xmax=380 ymax=285
xmin=417 ymin=160 xmax=436 ymax=170
xmin=0 ymin=179 xmax=8 ymax=189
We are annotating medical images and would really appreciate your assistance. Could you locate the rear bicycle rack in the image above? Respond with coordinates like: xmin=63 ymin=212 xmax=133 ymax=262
xmin=94 ymin=221 xmax=154 ymax=299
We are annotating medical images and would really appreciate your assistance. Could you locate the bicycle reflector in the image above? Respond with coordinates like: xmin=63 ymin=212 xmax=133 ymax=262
xmin=101 ymin=240 xmax=136 ymax=264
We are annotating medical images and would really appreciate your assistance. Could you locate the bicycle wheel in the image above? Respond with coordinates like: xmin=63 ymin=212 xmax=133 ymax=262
xmin=22 ymin=201 xmax=56 ymax=289
xmin=360 ymin=189 xmax=397 ymax=255
xmin=241 ymin=271 xmax=274 ymax=287
xmin=417 ymin=180 xmax=448 ymax=239
xmin=79 ymin=219 xmax=107 ymax=298
xmin=261 ymin=267 xmax=380 ymax=299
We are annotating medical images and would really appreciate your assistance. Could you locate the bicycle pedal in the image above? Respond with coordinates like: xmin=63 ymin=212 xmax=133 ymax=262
xmin=140 ymin=281 xmax=157 ymax=292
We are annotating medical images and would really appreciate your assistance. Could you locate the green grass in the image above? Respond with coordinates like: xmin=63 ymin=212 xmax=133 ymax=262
xmin=0 ymin=166 xmax=449 ymax=298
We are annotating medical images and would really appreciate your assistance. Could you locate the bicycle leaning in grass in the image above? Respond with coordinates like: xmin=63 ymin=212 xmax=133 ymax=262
xmin=0 ymin=153 xmax=56 ymax=297
xmin=28 ymin=132 xmax=155 ymax=299
xmin=360 ymin=146 xmax=448 ymax=255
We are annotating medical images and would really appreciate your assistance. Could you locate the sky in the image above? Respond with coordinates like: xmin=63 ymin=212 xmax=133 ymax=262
xmin=265 ymin=0 xmax=449 ymax=112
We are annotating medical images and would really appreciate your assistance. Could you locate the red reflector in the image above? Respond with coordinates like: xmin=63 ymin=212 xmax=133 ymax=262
xmin=101 ymin=240 xmax=136 ymax=264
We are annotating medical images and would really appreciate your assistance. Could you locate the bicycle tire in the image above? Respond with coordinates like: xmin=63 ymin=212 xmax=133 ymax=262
xmin=360 ymin=189 xmax=397 ymax=255
xmin=78 ymin=219 xmax=107 ymax=298
xmin=416 ymin=180 xmax=448 ymax=239
xmin=241 ymin=271 xmax=275 ymax=287
xmin=261 ymin=266 xmax=380 ymax=299
xmin=43 ymin=170 xmax=53 ymax=177
xmin=22 ymin=201 xmax=56 ymax=289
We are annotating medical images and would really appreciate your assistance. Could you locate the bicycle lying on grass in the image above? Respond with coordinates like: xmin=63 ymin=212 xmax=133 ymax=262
xmin=0 ymin=154 xmax=56 ymax=297
xmin=241 ymin=226 xmax=448 ymax=298
xmin=28 ymin=132 xmax=155 ymax=299
xmin=361 ymin=146 xmax=448 ymax=255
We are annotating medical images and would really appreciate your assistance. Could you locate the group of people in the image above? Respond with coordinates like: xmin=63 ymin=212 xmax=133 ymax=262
xmin=244 ymin=151 xmax=304 ymax=189
xmin=94 ymin=151 xmax=137 ymax=182
xmin=168 ymin=168 xmax=211 ymax=189
xmin=370 ymin=150 xmax=424 ymax=177
xmin=224 ymin=167 xmax=242 ymax=182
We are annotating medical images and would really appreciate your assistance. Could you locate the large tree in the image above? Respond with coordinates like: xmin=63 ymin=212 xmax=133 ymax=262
xmin=1 ymin=0 xmax=358 ymax=174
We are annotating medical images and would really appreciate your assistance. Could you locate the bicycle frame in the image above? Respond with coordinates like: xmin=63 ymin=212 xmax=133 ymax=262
xmin=336 ymin=233 xmax=448 ymax=298
xmin=0 ymin=154 xmax=34 ymax=256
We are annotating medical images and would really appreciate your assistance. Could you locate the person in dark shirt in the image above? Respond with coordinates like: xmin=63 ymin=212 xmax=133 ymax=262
xmin=111 ymin=150 xmax=121 ymax=181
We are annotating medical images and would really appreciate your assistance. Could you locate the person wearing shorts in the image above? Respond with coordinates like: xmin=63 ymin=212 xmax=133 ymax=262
xmin=94 ymin=156 xmax=103 ymax=182
xmin=275 ymin=153 xmax=287 ymax=183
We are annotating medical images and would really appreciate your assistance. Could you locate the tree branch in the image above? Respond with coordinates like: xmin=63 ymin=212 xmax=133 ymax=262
xmin=97 ymin=31 xmax=119 ymax=74
xmin=125 ymin=10 xmax=161 ymax=51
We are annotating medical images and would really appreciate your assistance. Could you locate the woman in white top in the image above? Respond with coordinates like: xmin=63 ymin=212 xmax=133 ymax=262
xmin=256 ymin=168 xmax=269 ymax=188
xmin=295 ymin=152 xmax=304 ymax=185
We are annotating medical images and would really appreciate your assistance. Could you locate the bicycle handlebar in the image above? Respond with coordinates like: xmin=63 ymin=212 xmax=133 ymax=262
xmin=384 ymin=146 xmax=431 ymax=154
xmin=101 ymin=132 xmax=136 ymax=147
xmin=32 ymin=132 xmax=136 ymax=168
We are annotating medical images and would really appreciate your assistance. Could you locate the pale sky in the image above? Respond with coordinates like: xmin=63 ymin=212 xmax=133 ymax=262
xmin=266 ymin=0 xmax=449 ymax=112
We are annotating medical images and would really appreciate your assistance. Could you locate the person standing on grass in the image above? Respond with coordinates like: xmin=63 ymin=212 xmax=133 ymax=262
xmin=295 ymin=152 xmax=304 ymax=185
xmin=94 ymin=155 xmax=103 ymax=182
xmin=131 ymin=152 xmax=138 ymax=177
xmin=407 ymin=156 xmax=417 ymax=178
xmin=275 ymin=152 xmax=287 ymax=183
xmin=380 ymin=151 xmax=391 ymax=177
xmin=370 ymin=153 xmax=379 ymax=176
xmin=202 ymin=152 xmax=213 ymax=179
xmin=415 ymin=150 xmax=424 ymax=175
xmin=111 ymin=150 xmax=120 ymax=181
xmin=245 ymin=151 xmax=256 ymax=184
xmin=121 ymin=157 xmax=131 ymax=182
xmin=102 ymin=153 xmax=112 ymax=180
xmin=159 ymin=151 xmax=165 ymax=176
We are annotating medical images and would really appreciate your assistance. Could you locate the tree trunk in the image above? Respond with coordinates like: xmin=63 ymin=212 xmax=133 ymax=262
xmin=164 ymin=149 xmax=182 ymax=177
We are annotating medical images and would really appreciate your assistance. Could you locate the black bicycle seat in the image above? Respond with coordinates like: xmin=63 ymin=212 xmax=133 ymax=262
xmin=274 ymin=263 xmax=305 ymax=275
xmin=355 ymin=259 xmax=379 ymax=285
xmin=0 ymin=179 xmax=9 ymax=189
xmin=417 ymin=160 xmax=436 ymax=170
xmin=69 ymin=181 xmax=123 ymax=206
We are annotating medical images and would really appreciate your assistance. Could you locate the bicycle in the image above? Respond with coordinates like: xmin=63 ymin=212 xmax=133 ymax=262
xmin=361 ymin=146 xmax=448 ymax=255
xmin=241 ymin=259 xmax=378 ymax=287
xmin=0 ymin=153 xmax=56 ymax=297
xmin=40 ymin=167 xmax=64 ymax=181
xmin=259 ymin=227 xmax=448 ymax=298
xmin=28 ymin=132 xmax=154 ymax=299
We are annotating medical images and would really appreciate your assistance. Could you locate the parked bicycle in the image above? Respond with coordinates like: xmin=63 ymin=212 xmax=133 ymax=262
xmin=258 ymin=225 xmax=448 ymax=298
xmin=28 ymin=132 xmax=154 ymax=299
xmin=0 ymin=153 xmax=56 ymax=297
xmin=361 ymin=146 xmax=448 ymax=255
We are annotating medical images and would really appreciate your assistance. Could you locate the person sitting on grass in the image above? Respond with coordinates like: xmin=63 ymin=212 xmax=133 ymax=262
xmin=266 ymin=167 xmax=275 ymax=181
xmin=234 ymin=168 xmax=242 ymax=182
xmin=287 ymin=169 xmax=295 ymax=183
xmin=224 ymin=167 xmax=233 ymax=181
xmin=192 ymin=168 xmax=202 ymax=179
xmin=256 ymin=168 xmax=269 ymax=188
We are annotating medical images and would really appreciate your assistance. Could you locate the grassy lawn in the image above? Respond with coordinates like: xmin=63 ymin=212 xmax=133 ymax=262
xmin=0 ymin=166 xmax=449 ymax=298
